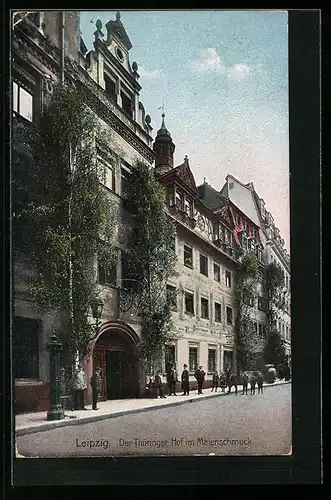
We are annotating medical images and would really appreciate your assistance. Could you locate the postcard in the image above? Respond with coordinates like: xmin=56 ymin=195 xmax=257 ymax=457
xmin=12 ymin=9 xmax=292 ymax=461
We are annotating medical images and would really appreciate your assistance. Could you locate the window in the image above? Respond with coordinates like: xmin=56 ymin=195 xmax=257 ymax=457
xmin=289 ymin=328 xmax=291 ymax=340
xmin=184 ymin=198 xmax=191 ymax=216
xmin=166 ymin=285 xmax=177 ymax=311
xmin=98 ymin=157 xmax=115 ymax=191
xmin=226 ymin=306 xmax=233 ymax=325
xmin=225 ymin=270 xmax=232 ymax=288
xmin=189 ymin=347 xmax=198 ymax=371
xmin=121 ymin=249 xmax=130 ymax=281
xmin=98 ymin=261 xmax=117 ymax=286
xmin=259 ymin=323 xmax=264 ymax=337
xmin=253 ymin=322 xmax=258 ymax=336
xmin=235 ymin=213 xmax=240 ymax=225
xmin=13 ymin=317 xmax=40 ymax=379
xmin=257 ymin=247 xmax=262 ymax=262
xmin=215 ymin=302 xmax=222 ymax=322
xmin=184 ymin=245 xmax=193 ymax=268
xmin=200 ymin=254 xmax=208 ymax=277
xmin=175 ymin=191 xmax=182 ymax=210
xmin=243 ymin=288 xmax=254 ymax=307
xmin=121 ymin=90 xmax=133 ymax=117
xmin=121 ymin=166 xmax=131 ymax=198
xmin=242 ymin=235 xmax=248 ymax=251
xmin=208 ymin=349 xmax=216 ymax=372
xmin=213 ymin=263 xmax=220 ymax=282
xmin=104 ymin=72 xmax=116 ymax=101
xmin=185 ymin=291 xmax=194 ymax=315
xmin=200 ymin=297 xmax=209 ymax=319
xmin=285 ymin=275 xmax=289 ymax=289
xmin=258 ymin=295 xmax=265 ymax=311
xmin=12 ymin=80 xmax=34 ymax=122
xmin=165 ymin=345 xmax=176 ymax=373
xmin=286 ymin=325 xmax=289 ymax=340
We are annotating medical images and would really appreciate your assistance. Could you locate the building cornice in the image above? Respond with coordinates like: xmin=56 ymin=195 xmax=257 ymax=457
xmin=12 ymin=26 xmax=156 ymax=165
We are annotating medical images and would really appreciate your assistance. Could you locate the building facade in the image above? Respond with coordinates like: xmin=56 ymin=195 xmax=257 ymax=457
xmin=12 ymin=11 xmax=156 ymax=412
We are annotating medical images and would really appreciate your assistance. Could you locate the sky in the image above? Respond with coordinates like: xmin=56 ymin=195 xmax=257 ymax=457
xmin=80 ymin=10 xmax=290 ymax=250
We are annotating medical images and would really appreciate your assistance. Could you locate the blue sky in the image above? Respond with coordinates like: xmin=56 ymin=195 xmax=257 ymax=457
xmin=80 ymin=10 xmax=289 ymax=249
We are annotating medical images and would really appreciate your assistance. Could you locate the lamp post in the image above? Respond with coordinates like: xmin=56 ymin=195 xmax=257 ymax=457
xmin=90 ymin=297 xmax=104 ymax=340
xmin=46 ymin=333 xmax=65 ymax=421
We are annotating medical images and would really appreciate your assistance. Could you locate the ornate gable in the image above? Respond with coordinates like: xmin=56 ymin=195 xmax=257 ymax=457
xmin=174 ymin=156 xmax=197 ymax=194
xmin=213 ymin=205 xmax=234 ymax=229
xmin=105 ymin=12 xmax=132 ymax=50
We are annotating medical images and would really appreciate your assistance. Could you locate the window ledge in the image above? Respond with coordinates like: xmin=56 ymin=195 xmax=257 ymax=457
xmin=185 ymin=311 xmax=195 ymax=317
xmin=15 ymin=379 xmax=43 ymax=385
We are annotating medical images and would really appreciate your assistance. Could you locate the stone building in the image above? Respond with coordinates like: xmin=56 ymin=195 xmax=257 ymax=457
xmin=220 ymin=175 xmax=291 ymax=361
xmin=12 ymin=11 xmax=155 ymax=412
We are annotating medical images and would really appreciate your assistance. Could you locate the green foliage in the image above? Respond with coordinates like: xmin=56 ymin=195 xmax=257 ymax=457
xmin=264 ymin=262 xmax=285 ymax=334
xmin=234 ymin=252 xmax=261 ymax=372
xmin=263 ymin=332 xmax=287 ymax=369
xmin=12 ymin=84 xmax=118 ymax=370
xmin=124 ymin=161 xmax=178 ymax=373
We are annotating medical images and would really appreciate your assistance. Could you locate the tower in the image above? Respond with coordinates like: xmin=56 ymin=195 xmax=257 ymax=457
xmin=153 ymin=113 xmax=175 ymax=176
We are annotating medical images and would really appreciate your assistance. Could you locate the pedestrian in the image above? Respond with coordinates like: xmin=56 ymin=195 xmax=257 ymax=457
xmin=257 ymin=372 xmax=264 ymax=394
xmin=167 ymin=363 xmax=178 ymax=396
xmin=70 ymin=364 xmax=87 ymax=410
xmin=227 ymin=372 xmax=238 ymax=395
xmin=194 ymin=365 xmax=206 ymax=394
xmin=250 ymin=373 xmax=257 ymax=395
xmin=181 ymin=364 xmax=190 ymax=395
xmin=211 ymin=371 xmax=219 ymax=392
xmin=242 ymin=372 xmax=249 ymax=395
xmin=90 ymin=366 xmax=101 ymax=410
xmin=220 ymin=372 xmax=227 ymax=392
xmin=154 ymin=371 xmax=166 ymax=399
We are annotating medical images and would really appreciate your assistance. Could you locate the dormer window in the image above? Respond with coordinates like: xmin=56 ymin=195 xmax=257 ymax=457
xmin=175 ymin=191 xmax=182 ymax=210
xmin=120 ymin=86 xmax=133 ymax=117
xmin=104 ymin=72 xmax=116 ymax=101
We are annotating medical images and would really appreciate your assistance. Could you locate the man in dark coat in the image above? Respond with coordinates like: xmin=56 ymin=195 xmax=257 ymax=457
xmin=250 ymin=373 xmax=257 ymax=395
xmin=167 ymin=363 xmax=178 ymax=396
xmin=181 ymin=364 xmax=190 ymax=395
xmin=90 ymin=367 xmax=101 ymax=410
xmin=211 ymin=371 xmax=219 ymax=392
xmin=242 ymin=372 xmax=249 ymax=395
xmin=227 ymin=372 xmax=238 ymax=395
xmin=194 ymin=365 xmax=205 ymax=394
xmin=155 ymin=371 xmax=166 ymax=398
xmin=257 ymin=372 xmax=264 ymax=394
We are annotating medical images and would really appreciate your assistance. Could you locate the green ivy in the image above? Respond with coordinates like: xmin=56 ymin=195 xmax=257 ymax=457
xmin=124 ymin=161 xmax=178 ymax=374
xmin=12 ymin=84 xmax=118 ymax=372
xmin=234 ymin=252 xmax=261 ymax=372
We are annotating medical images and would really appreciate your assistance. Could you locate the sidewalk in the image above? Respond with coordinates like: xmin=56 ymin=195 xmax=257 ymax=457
xmin=15 ymin=379 xmax=290 ymax=438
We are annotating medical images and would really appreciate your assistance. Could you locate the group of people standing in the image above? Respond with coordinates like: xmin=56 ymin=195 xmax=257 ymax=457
xmin=153 ymin=365 xmax=266 ymax=398
xmin=60 ymin=364 xmax=101 ymax=412
xmin=219 ymin=369 xmax=264 ymax=395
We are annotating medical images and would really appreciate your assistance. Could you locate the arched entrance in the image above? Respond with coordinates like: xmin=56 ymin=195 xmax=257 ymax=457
xmin=92 ymin=323 xmax=140 ymax=400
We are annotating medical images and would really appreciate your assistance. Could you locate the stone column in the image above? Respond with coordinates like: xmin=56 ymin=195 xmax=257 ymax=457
xmin=220 ymin=344 xmax=224 ymax=372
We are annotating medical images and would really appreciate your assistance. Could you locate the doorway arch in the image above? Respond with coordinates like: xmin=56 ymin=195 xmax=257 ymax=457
xmin=93 ymin=322 xmax=140 ymax=400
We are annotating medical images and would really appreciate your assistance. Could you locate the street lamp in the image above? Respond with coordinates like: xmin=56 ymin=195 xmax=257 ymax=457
xmin=46 ymin=333 xmax=65 ymax=421
xmin=90 ymin=297 xmax=104 ymax=340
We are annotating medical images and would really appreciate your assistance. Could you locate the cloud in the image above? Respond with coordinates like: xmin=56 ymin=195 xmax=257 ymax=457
xmin=227 ymin=63 xmax=251 ymax=80
xmin=193 ymin=48 xmax=263 ymax=81
xmin=138 ymin=66 xmax=162 ymax=79
xmin=195 ymin=48 xmax=225 ymax=72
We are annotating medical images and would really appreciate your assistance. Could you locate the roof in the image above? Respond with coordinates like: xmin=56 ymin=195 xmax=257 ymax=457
xmin=158 ymin=156 xmax=197 ymax=194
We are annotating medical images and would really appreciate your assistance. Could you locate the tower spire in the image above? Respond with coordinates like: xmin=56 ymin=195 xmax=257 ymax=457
xmin=153 ymin=107 xmax=175 ymax=175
